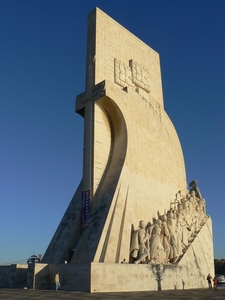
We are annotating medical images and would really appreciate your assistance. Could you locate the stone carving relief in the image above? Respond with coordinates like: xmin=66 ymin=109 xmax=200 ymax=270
xmin=114 ymin=58 xmax=135 ymax=90
xmin=130 ymin=220 xmax=150 ymax=264
xmin=129 ymin=60 xmax=150 ymax=93
xmin=129 ymin=180 xmax=208 ymax=265
xmin=114 ymin=58 xmax=150 ymax=93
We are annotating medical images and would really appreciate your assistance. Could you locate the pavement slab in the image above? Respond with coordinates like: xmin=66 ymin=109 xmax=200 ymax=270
xmin=0 ymin=288 xmax=225 ymax=300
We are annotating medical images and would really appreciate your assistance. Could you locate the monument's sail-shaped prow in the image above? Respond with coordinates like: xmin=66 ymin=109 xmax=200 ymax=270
xmin=42 ymin=9 xmax=213 ymax=293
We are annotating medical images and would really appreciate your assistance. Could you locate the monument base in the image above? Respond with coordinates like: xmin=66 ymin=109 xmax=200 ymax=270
xmin=0 ymin=218 xmax=213 ymax=292
xmin=90 ymin=217 xmax=214 ymax=292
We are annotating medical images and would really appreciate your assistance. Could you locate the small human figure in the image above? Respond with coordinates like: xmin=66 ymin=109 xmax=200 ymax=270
xmin=55 ymin=272 xmax=60 ymax=292
xmin=213 ymin=277 xmax=217 ymax=290
xmin=121 ymin=258 xmax=126 ymax=263
xmin=207 ymin=273 xmax=212 ymax=289
xmin=182 ymin=279 xmax=185 ymax=290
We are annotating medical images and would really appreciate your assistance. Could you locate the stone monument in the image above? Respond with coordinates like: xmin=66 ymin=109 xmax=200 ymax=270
xmin=41 ymin=7 xmax=214 ymax=292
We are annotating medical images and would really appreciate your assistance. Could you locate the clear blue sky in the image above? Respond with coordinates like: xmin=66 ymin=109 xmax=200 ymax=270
xmin=0 ymin=0 xmax=224 ymax=264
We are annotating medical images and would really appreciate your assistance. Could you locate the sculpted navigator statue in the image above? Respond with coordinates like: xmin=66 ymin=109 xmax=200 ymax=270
xmin=149 ymin=220 xmax=166 ymax=264
xmin=160 ymin=214 xmax=170 ymax=263
xmin=166 ymin=210 xmax=179 ymax=262
xmin=189 ymin=180 xmax=202 ymax=199
xmin=130 ymin=220 xmax=150 ymax=264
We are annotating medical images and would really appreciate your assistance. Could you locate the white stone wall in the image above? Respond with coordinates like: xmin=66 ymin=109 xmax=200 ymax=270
xmin=93 ymin=104 xmax=112 ymax=194
xmin=0 ymin=264 xmax=27 ymax=288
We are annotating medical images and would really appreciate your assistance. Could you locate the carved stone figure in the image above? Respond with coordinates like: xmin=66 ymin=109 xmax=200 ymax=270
xmin=192 ymin=205 xmax=201 ymax=233
xmin=149 ymin=220 xmax=165 ymax=264
xmin=177 ymin=210 xmax=189 ymax=249
xmin=197 ymin=198 xmax=207 ymax=225
xmin=189 ymin=191 xmax=199 ymax=209
xmin=160 ymin=214 xmax=170 ymax=263
xmin=130 ymin=220 xmax=150 ymax=264
xmin=182 ymin=200 xmax=194 ymax=240
xmin=166 ymin=211 xmax=178 ymax=262
xmin=198 ymin=197 xmax=206 ymax=215
xmin=189 ymin=180 xmax=202 ymax=199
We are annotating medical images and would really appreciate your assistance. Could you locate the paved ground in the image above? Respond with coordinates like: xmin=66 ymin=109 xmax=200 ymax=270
xmin=0 ymin=287 xmax=225 ymax=300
